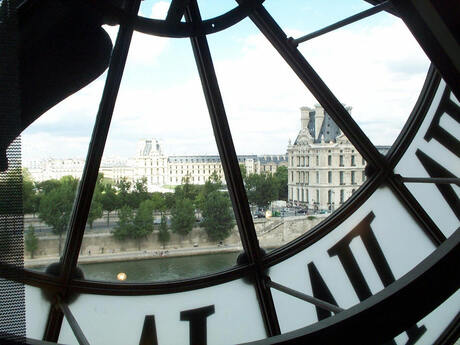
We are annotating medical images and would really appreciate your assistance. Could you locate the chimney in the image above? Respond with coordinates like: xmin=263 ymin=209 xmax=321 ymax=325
xmin=300 ymin=106 xmax=311 ymax=129
xmin=314 ymin=104 xmax=324 ymax=141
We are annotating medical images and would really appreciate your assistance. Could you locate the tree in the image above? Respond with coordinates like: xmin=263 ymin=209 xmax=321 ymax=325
xmin=245 ymin=172 xmax=277 ymax=208
xmin=83 ymin=174 xmax=104 ymax=229
xmin=112 ymin=205 xmax=136 ymax=241
xmin=112 ymin=201 xmax=155 ymax=251
xmin=23 ymin=168 xmax=38 ymax=215
xmin=25 ymin=225 xmax=38 ymax=259
xmin=131 ymin=177 xmax=150 ymax=208
xmin=158 ymin=214 xmax=170 ymax=249
xmin=273 ymin=165 xmax=288 ymax=200
xmin=115 ymin=177 xmax=131 ymax=208
xmin=201 ymin=190 xmax=235 ymax=242
xmin=170 ymin=198 xmax=195 ymax=237
xmin=100 ymin=183 xmax=118 ymax=226
xmin=151 ymin=192 xmax=166 ymax=213
xmin=87 ymin=199 xmax=103 ymax=229
xmin=163 ymin=192 xmax=176 ymax=210
xmin=38 ymin=176 xmax=78 ymax=254
xmin=175 ymin=175 xmax=200 ymax=202
xmin=195 ymin=171 xmax=222 ymax=211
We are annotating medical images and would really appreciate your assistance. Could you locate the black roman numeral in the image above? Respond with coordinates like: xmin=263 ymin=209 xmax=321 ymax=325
xmin=139 ymin=305 xmax=215 ymax=345
xmin=139 ymin=315 xmax=158 ymax=345
xmin=180 ymin=305 xmax=215 ymax=345
xmin=424 ymin=87 xmax=460 ymax=158
xmin=308 ymin=212 xmax=426 ymax=344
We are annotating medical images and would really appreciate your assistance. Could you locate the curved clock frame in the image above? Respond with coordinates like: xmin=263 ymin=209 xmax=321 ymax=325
xmin=0 ymin=0 xmax=458 ymax=344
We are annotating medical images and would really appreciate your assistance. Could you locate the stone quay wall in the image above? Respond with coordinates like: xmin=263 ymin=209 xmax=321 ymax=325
xmin=25 ymin=216 xmax=324 ymax=260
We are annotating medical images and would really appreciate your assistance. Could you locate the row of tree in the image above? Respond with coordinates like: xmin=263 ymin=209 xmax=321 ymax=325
xmin=20 ymin=165 xmax=288 ymax=256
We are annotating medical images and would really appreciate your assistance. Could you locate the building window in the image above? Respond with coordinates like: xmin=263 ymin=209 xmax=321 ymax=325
xmin=340 ymin=189 xmax=344 ymax=203
xmin=301 ymin=189 xmax=304 ymax=202
xmin=306 ymin=172 xmax=309 ymax=185
xmin=316 ymin=155 xmax=319 ymax=166
xmin=362 ymin=171 xmax=366 ymax=182
xmin=306 ymin=189 xmax=309 ymax=203
xmin=328 ymin=171 xmax=332 ymax=183
xmin=328 ymin=155 xmax=332 ymax=166
xmin=351 ymin=171 xmax=356 ymax=184
xmin=339 ymin=155 xmax=344 ymax=166
xmin=328 ymin=190 xmax=332 ymax=204
xmin=291 ymin=171 xmax=294 ymax=182
xmin=316 ymin=171 xmax=319 ymax=184
xmin=351 ymin=155 xmax=355 ymax=166
xmin=307 ymin=156 xmax=310 ymax=166
xmin=316 ymin=189 xmax=320 ymax=204
xmin=340 ymin=171 xmax=344 ymax=185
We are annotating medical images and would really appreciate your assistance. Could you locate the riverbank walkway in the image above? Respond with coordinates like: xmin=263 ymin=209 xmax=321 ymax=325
xmin=25 ymin=244 xmax=245 ymax=268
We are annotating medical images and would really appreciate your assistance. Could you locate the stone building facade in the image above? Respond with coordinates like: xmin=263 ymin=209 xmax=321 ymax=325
xmin=26 ymin=138 xmax=288 ymax=192
xmin=287 ymin=105 xmax=367 ymax=211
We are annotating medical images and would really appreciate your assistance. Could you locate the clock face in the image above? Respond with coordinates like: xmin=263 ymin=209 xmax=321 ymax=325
xmin=1 ymin=1 xmax=459 ymax=344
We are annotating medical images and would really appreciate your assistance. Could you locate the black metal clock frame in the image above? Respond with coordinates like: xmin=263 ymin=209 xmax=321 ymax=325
xmin=0 ymin=0 xmax=459 ymax=344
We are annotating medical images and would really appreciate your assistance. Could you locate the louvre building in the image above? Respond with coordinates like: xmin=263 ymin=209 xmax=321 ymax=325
xmin=288 ymin=105 xmax=390 ymax=211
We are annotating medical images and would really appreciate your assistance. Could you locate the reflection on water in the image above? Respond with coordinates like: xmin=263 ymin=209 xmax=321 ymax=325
xmin=79 ymin=252 xmax=241 ymax=282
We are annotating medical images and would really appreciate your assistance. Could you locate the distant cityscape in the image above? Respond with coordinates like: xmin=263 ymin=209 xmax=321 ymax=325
xmin=24 ymin=105 xmax=390 ymax=212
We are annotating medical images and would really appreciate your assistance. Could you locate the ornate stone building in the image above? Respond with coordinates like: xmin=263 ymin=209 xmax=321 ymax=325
xmin=26 ymin=139 xmax=288 ymax=192
xmin=288 ymin=105 xmax=368 ymax=211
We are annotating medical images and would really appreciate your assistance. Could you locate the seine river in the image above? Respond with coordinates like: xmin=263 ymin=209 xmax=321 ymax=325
xmin=78 ymin=252 xmax=240 ymax=282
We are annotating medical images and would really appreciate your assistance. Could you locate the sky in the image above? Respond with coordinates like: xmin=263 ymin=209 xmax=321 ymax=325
xmin=21 ymin=0 xmax=430 ymax=162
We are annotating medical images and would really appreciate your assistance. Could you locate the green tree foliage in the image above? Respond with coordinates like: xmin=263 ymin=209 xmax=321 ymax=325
xmin=175 ymin=175 xmax=200 ymax=203
xmin=195 ymin=171 xmax=222 ymax=210
xmin=158 ymin=214 xmax=170 ymax=249
xmin=86 ymin=174 xmax=104 ymax=229
xmin=38 ymin=176 xmax=78 ymax=254
xmin=171 ymin=198 xmax=195 ymax=237
xmin=112 ymin=201 xmax=155 ymax=250
xmin=163 ymin=192 xmax=176 ymax=210
xmin=25 ymin=225 xmax=39 ymax=259
xmin=115 ymin=177 xmax=131 ymax=208
xmin=201 ymin=190 xmax=234 ymax=242
xmin=273 ymin=165 xmax=288 ymax=200
xmin=100 ymin=183 xmax=118 ymax=226
xmin=112 ymin=205 xmax=136 ymax=241
xmin=131 ymin=177 xmax=150 ymax=208
xmin=23 ymin=169 xmax=38 ymax=215
xmin=151 ymin=192 xmax=166 ymax=213
xmin=87 ymin=200 xmax=103 ymax=229
xmin=245 ymin=172 xmax=277 ymax=208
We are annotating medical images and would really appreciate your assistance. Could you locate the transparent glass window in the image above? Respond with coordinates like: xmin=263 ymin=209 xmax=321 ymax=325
xmin=73 ymin=31 xmax=243 ymax=282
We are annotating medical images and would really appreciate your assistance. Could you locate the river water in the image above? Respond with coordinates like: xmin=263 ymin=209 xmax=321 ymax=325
xmin=79 ymin=252 xmax=241 ymax=283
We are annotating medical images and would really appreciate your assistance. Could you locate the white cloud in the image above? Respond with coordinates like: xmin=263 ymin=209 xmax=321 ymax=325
xmin=21 ymin=17 xmax=431 ymax=161
xmin=151 ymin=1 xmax=170 ymax=20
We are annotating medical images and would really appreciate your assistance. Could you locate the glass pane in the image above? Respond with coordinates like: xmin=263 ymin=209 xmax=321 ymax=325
xmin=139 ymin=0 xmax=237 ymax=21
xmin=25 ymin=285 xmax=51 ymax=339
xmin=207 ymin=18 xmax=368 ymax=251
xmin=296 ymin=9 xmax=430 ymax=147
xmin=394 ymin=81 xmax=460 ymax=238
xmin=268 ymin=187 xmax=437 ymax=333
xmin=58 ymin=279 xmax=266 ymax=345
xmin=21 ymin=20 xmax=111 ymax=269
xmin=75 ymin=31 xmax=244 ymax=282
xmin=264 ymin=0 xmax=371 ymax=37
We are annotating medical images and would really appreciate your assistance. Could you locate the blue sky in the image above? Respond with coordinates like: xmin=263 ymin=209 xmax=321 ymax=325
xmin=22 ymin=1 xmax=430 ymax=161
